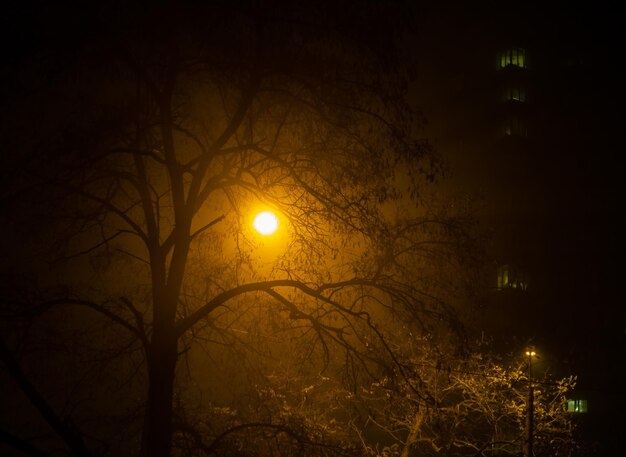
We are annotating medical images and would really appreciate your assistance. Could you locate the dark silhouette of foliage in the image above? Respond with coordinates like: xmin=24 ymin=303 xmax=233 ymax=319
xmin=1 ymin=2 xmax=488 ymax=456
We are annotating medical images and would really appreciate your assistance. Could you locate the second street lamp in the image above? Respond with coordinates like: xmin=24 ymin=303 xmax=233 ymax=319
xmin=524 ymin=349 xmax=536 ymax=457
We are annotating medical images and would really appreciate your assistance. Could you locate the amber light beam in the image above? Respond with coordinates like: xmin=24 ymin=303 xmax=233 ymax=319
xmin=253 ymin=210 xmax=279 ymax=235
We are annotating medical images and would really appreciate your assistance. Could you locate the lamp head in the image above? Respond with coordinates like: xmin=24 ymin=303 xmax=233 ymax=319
xmin=253 ymin=210 xmax=279 ymax=235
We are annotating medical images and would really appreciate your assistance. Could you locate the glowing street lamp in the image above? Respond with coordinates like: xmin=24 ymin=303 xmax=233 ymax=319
xmin=253 ymin=210 xmax=279 ymax=235
xmin=524 ymin=349 xmax=537 ymax=457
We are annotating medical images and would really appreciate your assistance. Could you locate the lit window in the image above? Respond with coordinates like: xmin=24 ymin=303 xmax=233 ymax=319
xmin=498 ymin=48 xmax=527 ymax=69
xmin=497 ymin=264 xmax=528 ymax=291
xmin=567 ymin=399 xmax=588 ymax=413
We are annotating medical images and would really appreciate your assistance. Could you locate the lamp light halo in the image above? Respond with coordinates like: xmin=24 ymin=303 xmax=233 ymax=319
xmin=253 ymin=210 xmax=279 ymax=235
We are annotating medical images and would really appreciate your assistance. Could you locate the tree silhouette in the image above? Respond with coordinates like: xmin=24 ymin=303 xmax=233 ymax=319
xmin=1 ymin=2 xmax=481 ymax=456
xmin=344 ymin=345 xmax=577 ymax=457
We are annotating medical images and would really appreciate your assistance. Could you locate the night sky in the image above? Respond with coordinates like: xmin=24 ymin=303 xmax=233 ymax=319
xmin=412 ymin=0 xmax=625 ymax=411
xmin=1 ymin=1 xmax=624 ymax=455
xmin=2 ymin=0 xmax=623 ymax=397
xmin=410 ymin=3 xmax=625 ymax=451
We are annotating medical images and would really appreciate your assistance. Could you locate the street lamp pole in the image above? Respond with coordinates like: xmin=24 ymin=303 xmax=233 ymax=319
xmin=524 ymin=350 xmax=535 ymax=457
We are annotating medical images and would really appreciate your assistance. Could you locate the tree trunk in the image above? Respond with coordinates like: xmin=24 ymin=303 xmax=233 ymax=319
xmin=401 ymin=409 xmax=423 ymax=457
xmin=140 ymin=332 xmax=178 ymax=457
xmin=140 ymin=236 xmax=188 ymax=457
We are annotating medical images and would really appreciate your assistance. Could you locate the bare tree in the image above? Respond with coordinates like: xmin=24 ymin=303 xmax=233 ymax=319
xmin=1 ymin=2 xmax=482 ymax=456
xmin=345 ymin=344 xmax=577 ymax=457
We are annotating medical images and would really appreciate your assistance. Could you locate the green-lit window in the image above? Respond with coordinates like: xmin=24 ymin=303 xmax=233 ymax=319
xmin=497 ymin=264 xmax=528 ymax=291
xmin=567 ymin=399 xmax=588 ymax=413
xmin=498 ymin=48 xmax=527 ymax=69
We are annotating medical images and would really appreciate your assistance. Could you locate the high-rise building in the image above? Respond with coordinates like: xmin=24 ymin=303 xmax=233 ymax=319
xmin=411 ymin=3 xmax=624 ymax=455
